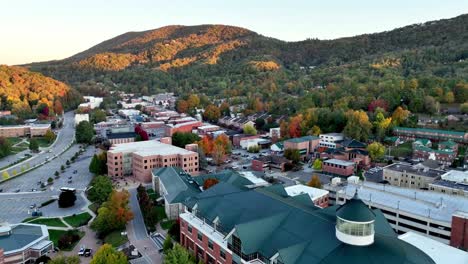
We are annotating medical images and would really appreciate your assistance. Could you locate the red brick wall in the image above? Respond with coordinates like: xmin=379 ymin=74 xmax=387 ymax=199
xmin=450 ymin=214 xmax=468 ymax=250
xmin=251 ymin=159 xmax=265 ymax=172
xmin=0 ymin=248 xmax=4 ymax=264
xmin=180 ymin=218 xmax=233 ymax=264
xmin=322 ymin=162 xmax=354 ymax=176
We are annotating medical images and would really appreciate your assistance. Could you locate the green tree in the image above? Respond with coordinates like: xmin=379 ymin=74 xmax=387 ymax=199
xmin=90 ymin=244 xmax=127 ymax=264
xmin=2 ymin=171 xmax=9 ymax=180
xmin=343 ymin=110 xmax=372 ymax=141
xmin=44 ymin=129 xmax=56 ymax=143
xmin=49 ymin=255 xmax=80 ymax=264
xmin=29 ymin=138 xmax=39 ymax=152
xmin=88 ymin=175 xmax=113 ymax=204
xmin=203 ymin=104 xmax=221 ymax=122
xmin=75 ymin=121 xmax=94 ymax=144
xmin=91 ymin=190 xmax=133 ymax=235
xmin=312 ymin=159 xmax=322 ymax=170
xmin=89 ymin=152 xmax=108 ymax=175
xmin=0 ymin=137 xmax=12 ymax=158
xmin=164 ymin=244 xmax=197 ymax=264
xmin=284 ymin=149 xmax=301 ymax=164
xmin=243 ymin=123 xmax=257 ymax=135
xmin=90 ymin=109 xmax=107 ymax=124
xmin=307 ymin=174 xmax=322 ymax=188
xmin=172 ymin=132 xmax=200 ymax=148
xmin=461 ymin=102 xmax=468 ymax=114
xmin=163 ymin=235 xmax=174 ymax=252
xmin=367 ymin=142 xmax=386 ymax=161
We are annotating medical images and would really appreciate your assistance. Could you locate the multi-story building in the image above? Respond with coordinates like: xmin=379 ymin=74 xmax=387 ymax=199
xmin=251 ymin=155 xmax=291 ymax=172
xmin=107 ymin=140 xmax=199 ymax=182
xmin=383 ymin=163 xmax=444 ymax=189
xmin=179 ymin=183 xmax=436 ymax=264
xmin=79 ymin=96 xmax=103 ymax=109
xmin=393 ymin=127 xmax=468 ymax=144
xmin=429 ymin=170 xmax=468 ymax=196
xmin=413 ymin=145 xmax=456 ymax=166
xmin=324 ymin=179 xmax=468 ymax=249
xmin=0 ymin=124 xmax=51 ymax=138
xmin=74 ymin=113 xmax=89 ymax=126
xmin=322 ymin=159 xmax=355 ymax=177
xmin=152 ymin=168 xmax=267 ymax=220
xmin=0 ymin=223 xmax=53 ymax=264
xmin=284 ymin=136 xmax=320 ymax=160
xmin=319 ymin=133 xmax=344 ymax=148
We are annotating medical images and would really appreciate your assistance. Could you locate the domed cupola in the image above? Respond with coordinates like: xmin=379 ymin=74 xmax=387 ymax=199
xmin=335 ymin=191 xmax=375 ymax=246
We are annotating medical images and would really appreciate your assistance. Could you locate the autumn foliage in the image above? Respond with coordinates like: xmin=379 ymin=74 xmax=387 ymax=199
xmin=203 ymin=178 xmax=219 ymax=190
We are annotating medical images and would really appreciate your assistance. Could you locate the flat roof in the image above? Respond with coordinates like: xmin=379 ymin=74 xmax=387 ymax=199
xmin=399 ymin=232 xmax=468 ymax=264
xmin=441 ymin=170 xmax=468 ymax=183
xmin=324 ymin=159 xmax=355 ymax=167
xmin=332 ymin=181 xmax=468 ymax=223
xmin=384 ymin=163 xmax=444 ymax=178
xmin=109 ymin=140 xmax=196 ymax=156
xmin=429 ymin=180 xmax=468 ymax=191
xmin=285 ymin=185 xmax=329 ymax=201
xmin=166 ymin=120 xmax=201 ymax=128
xmin=198 ymin=125 xmax=220 ymax=130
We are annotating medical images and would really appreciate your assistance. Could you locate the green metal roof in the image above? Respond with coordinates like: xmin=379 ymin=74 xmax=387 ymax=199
xmin=384 ymin=136 xmax=399 ymax=143
xmin=414 ymin=145 xmax=454 ymax=155
xmin=185 ymin=184 xmax=435 ymax=264
xmin=285 ymin=135 xmax=320 ymax=143
xmin=0 ymin=224 xmax=44 ymax=252
xmin=394 ymin=127 xmax=465 ymax=136
xmin=414 ymin=139 xmax=431 ymax=146
xmin=336 ymin=194 xmax=376 ymax=222
xmin=439 ymin=140 xmax=457 ymax=147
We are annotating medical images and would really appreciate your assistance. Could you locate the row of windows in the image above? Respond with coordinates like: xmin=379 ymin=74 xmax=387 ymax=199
xmin=324 ymin=163 xmax=352 ymax=169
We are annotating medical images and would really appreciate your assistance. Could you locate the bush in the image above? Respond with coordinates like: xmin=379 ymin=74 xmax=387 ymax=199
xmin=58 ymin=191 xmax=76 ymax=208
xmin=57 ymin=230 xmax=81 ymax=250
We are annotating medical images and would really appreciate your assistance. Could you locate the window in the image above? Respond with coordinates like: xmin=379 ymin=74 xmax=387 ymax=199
xmin=208 ymin=239 xmax=213 ymax=250
xmin=220 ymin=249 xmax=226 ymax=259
xmin=197 ymin=233 xmax=203 ymax=241
xmin=187 ymin=225 xmax=192 ymax=233
xmin=164 ymin=159 xmax=167 ymax=162
xmin=231 ymin=236 xmax=242 ymax=256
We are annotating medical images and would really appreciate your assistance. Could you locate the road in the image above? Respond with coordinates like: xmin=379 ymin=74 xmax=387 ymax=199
xmin=127 ymin=188 xmax=162 ymax=264
xmin=1 ymin=111 xmax=76 ymax=178
xmin=0 ymin=112 xmax=96 ymax=223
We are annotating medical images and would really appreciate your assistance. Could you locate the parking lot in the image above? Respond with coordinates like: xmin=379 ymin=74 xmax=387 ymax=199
xmin=0 ymin=145 xmax=96 ymax=223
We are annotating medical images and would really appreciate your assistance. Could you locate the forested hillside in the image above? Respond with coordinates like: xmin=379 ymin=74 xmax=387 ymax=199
xmin=0 ymin=65 xmax=81 ymax=118
xmin=26 ymin=14 xmax=468 ymax=120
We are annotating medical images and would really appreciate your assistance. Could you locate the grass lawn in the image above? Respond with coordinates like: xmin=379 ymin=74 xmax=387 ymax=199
xmin=104 ymin=230 xmax=128 ymax=247
xmin=29 ymin=217 xmax=67 ymax=227
xmin=389 ymin=142 xmax=413 ymax=157
xmin=48 ymin=229 xmax=67 ymax=247
xmin=22 ymin=216 xmax=39 ymax=223
xmin=34 ymin=137 xmax=54 ymax=148
xmin=63 ymin=212 xmax=92 ymax=227
xmin=160 ymin=220 xmax=176 ymax=230
xmin=7 ymin=137 xmax=23 ymax=145
xmin=48 ymin=229 xmax=85 ymax=251
xmin=155 ymin=206 xmax=167 ymax=219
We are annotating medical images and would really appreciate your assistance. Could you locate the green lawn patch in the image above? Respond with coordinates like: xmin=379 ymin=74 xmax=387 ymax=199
xmin=63 ymin=212 xmax=92 ymax=227
xmin=7 ymin=137 xmax=23 ymax=145
xmin=22 ymin=216 xmax=39 ymax=223
xmin=34 ymin=137 xmax=54 ymax=148
xmin=104 ymin=230 xmax=128 ymax=247
xmin=389 ymin=142 xmax=413 ymax=158
xmin=48 ymin=229 xmax=85 ymax=251
xmin=160 ymin=220 xmax=176 ymax=230
xmin=29 ymin=217 xmax=67 ymax=227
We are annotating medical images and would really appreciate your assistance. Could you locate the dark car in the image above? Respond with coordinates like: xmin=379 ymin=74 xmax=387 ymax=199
xmin=84 ymin=249 xmax=92 ymax=257
xmin=14 ymin=189 xmax=20 ymax=193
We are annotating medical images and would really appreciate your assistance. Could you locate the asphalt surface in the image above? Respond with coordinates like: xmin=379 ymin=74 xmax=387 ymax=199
xmin=0 ymin=112 xmax=96 ymax=223
xmin=128 ymin=188 xmax=148 ymax=240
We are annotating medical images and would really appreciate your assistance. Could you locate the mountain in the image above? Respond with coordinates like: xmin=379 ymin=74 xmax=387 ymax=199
xmin=27 ymin=14 xmax=468 ymax=116
xmin=0 ymin=65 xmax=81 ymax=118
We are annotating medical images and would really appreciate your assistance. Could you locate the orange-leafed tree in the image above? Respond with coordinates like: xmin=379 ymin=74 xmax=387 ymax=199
xmin=203 ymin=178 xmax=219 ymax=190
xmin=53 ymin=100 xmax=64 ymax=115
xmin=288 ymin=115 xmax=303 ymax=138
xmin=198 ymin=136 xmax=214 ymax=155
xmin=212 ymin=143 xmax=226 ymax=165
xmin=176 ymin=100 xmax=189 ymax=113
xmin=214 ymin=134 xmax=231 ymax=153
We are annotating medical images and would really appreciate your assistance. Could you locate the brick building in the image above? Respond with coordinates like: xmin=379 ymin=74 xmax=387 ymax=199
xmin=164 ymin=121 xmax=203 ymax=136
xmin=322 ymin=159 xmax=355 ymax=177
xmin=251 ymin=155 xmax=291 ymax=172
xmin=179 ymin=183 xmax=435 ymax=264
xmin=107 ymin=140 xmax=199 ymax=182
xmin=284 ymin=136 xmax=320 ymax=160
xmin=450 ymin=212 xmax=468 ymax=250
xmin=0 ymin=124 xmax=51 ymax=138
xmin=393 ymin=127 xmax=468 ymax=144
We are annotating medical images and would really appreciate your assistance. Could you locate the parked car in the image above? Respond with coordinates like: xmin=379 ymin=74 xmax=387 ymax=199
xmin=84 ymin=249 xmax=92 ymax=257
xmin=14 ymin=189 xmax=20 ymax=193
xmin=78 ymin=247 xmax=85 ymax=256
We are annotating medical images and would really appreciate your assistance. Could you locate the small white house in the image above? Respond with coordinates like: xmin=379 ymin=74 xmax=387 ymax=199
xmin=74 ymin=114 xmax=89 ymax=126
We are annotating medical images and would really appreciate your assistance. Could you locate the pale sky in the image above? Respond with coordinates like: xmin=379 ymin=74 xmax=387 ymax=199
xmin=1 ymin=0 xmax=467 ymax=65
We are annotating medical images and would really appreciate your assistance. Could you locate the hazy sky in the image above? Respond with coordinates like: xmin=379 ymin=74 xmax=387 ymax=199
xmin=1 ymin=0 xmax=467 ymax=65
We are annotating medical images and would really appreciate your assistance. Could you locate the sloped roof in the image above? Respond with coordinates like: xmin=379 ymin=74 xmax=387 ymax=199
xmin=185 ymin=184 xmax=435 ymax=264
xmin=285 ymin=136 xmax=320 ymax=143
xmin=0 ymin=224 xmax=46 ymax=252
xmin=338 ymin=139 xmax=367 ymax=148
xmin=336 ymin=193 xmax=376 ymax=222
